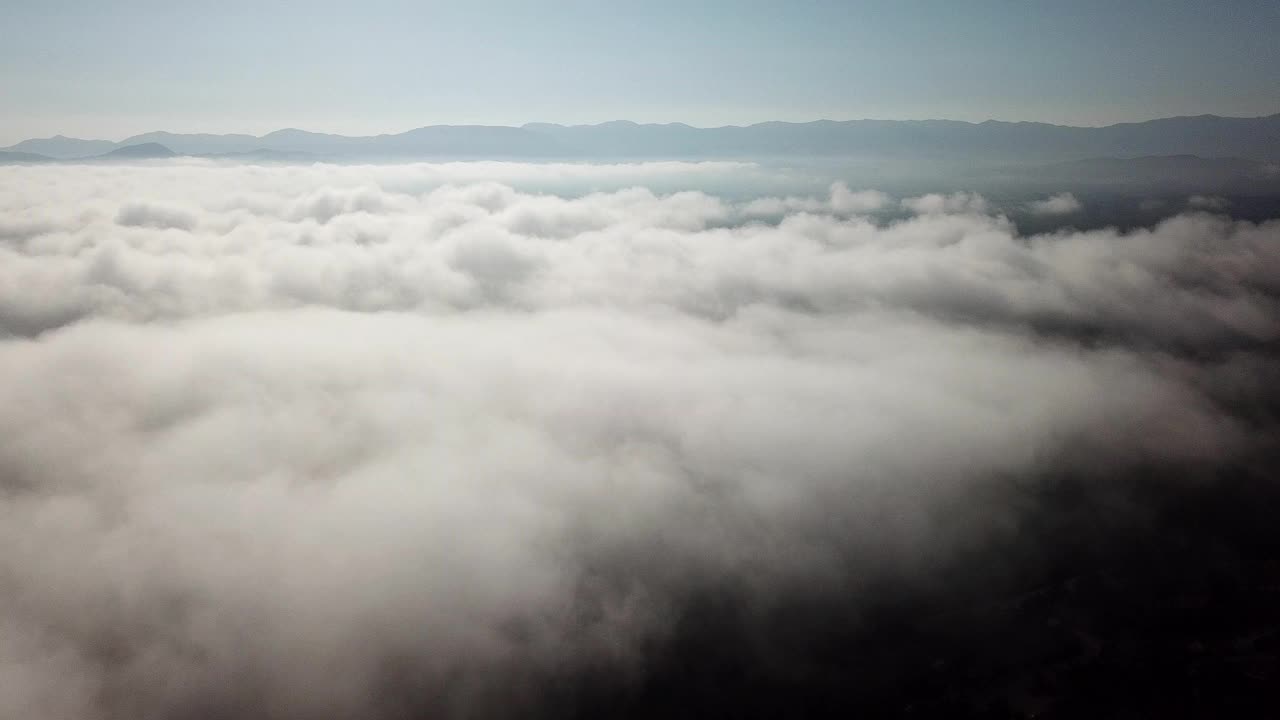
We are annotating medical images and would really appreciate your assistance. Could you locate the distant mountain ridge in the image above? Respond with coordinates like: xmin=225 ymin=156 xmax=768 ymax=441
xmin=0 ymin=150 xmax=55 ymax=163
xmin=5 ymin=114 xmax=1280 ymax=162
xmin=5 ymin=135 xmax=116 ymax=159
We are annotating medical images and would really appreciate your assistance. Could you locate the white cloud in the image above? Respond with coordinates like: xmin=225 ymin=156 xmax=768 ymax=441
xmin=742 ymin=182 xmax=890 ymax=218
xmin=1188 ymin=194 xmax=1230 ymax=211
xmin=901 ymin=191 xmax=990 ymax=216
xmin=1026 ymin=192 xmax=1082 ymax=215
xmin=0 ymin=160 xmax=1276 ymax=718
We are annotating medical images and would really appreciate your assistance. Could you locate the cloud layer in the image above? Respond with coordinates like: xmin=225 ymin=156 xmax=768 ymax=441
xmin=0 ymin=161 xmax=1277 ymax=718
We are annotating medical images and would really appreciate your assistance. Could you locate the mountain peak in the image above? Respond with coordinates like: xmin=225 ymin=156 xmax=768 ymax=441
xmin=102 ymin=143 xmax=176 ymax=159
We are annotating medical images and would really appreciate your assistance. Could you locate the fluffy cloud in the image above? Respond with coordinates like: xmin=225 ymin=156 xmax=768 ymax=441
xmin=742 ymin=182 xmax=890 ymax=218
xmin=1188 ymin=194 xmax=1231 ymax=211
xmin=900 ymin=191 xmax=990 ymax=216
xmin=0 ymin=161 xmax=1277 ymax=718
xmin=2 ymin=166 xmax=1275 ymax=347
xmin=1027 ymin=192 xmax=1083 ymax=215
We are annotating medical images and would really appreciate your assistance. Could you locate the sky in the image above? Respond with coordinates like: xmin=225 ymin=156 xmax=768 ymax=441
xmin=2 ymin=0 xmax=1279 ymax=144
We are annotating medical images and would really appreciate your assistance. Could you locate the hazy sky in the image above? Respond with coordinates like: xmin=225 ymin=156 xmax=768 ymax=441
xmin=3 ymin=0 xmax=1279 ymax=143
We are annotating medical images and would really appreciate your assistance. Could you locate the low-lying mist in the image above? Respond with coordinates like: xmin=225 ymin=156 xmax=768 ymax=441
xmin=1 ymin=160 xmax=1278 ymax=718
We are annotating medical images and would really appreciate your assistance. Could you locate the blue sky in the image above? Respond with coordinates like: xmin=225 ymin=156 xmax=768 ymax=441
xmin=2 ymin=0 xmax=1278 ymax=143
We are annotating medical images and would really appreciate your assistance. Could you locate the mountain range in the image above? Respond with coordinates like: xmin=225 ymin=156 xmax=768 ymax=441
xmin=4 ymin=114 xmax=1279 ymax=164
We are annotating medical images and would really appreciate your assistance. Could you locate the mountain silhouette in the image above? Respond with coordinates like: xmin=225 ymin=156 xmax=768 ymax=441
xmin=0 ymin=150 xmax=53 ymax=163
xmin=0 ymin=143 xmax=176 ymax=164
xmin=4 ymin=114 xmax=1279 ymax=163
xmin=5 ymin=135 xmax=116 ymax=159
xmin=98 ymin=142 xmax=177 ymax=159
